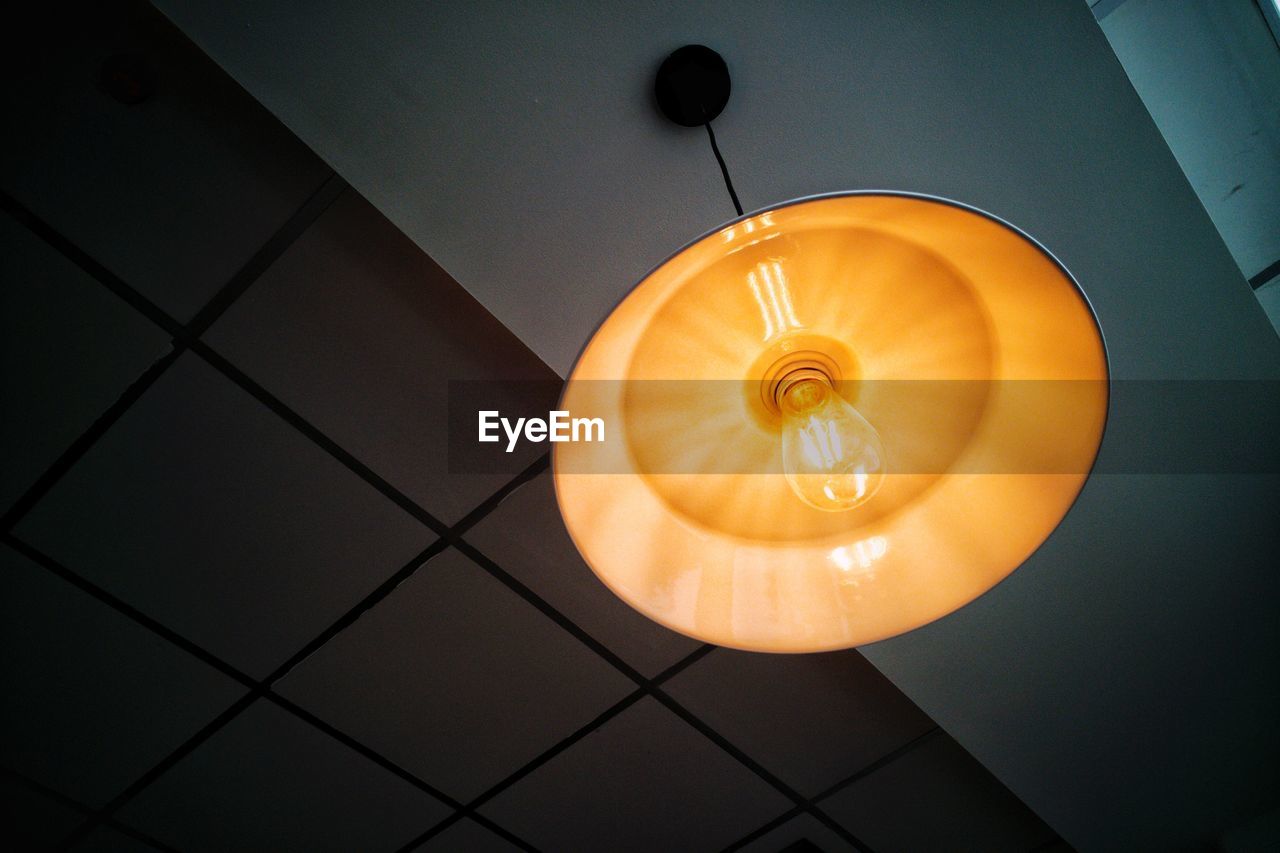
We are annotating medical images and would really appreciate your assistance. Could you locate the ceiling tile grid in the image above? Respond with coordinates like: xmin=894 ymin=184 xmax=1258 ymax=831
xmin=1 ymin=771 xmax=89 ymax=851
xmin=663 ymin=648 xmax=938 ymax=798
xmin=819 ymin=731 xmax=1057 ymax=853
xmin=203 ymin=186 xmax=558 ymax=525
xmin=0 ymin=208 xmax=171 ymax=517
xmin=0 ymin=544 xmax=244 ymax=808
xmin=0 ymin=0 xmax=333 ymax=321
xmin=115 ymin=700 xmax=452 ymax=852
xmin=273 ymin=548 xmax=636 ymax=802
xmin=12 ymin=352 xmax=440 ymax=679
xmin=413 ymin=817 xmax=524 ymax=853
xmin=0 ymin=1 xmax=1072 ymax=850
xmin=731 ymin=813 xmax=858 ymax=853
xmin=75 ymin=825 xmax=173 ymax=853
xmin=466 ymin=470 xmax=704 ymax=677
xmin=1 ymin=768 xmax=176 ymax=853
xmin=476 ymin=697 xmax=794 ymax=853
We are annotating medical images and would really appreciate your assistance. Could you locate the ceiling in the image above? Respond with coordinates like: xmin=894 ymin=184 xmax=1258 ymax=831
xmin=2 ymin=3 xmax=1065 ymax=850
xmin=1093 ymin=0 xmax=1280 ymax=311
xmin=2 ymin=0 xmax=1279 ymax=851
xmin=147 ymin=0 xmax=1278 ymax=378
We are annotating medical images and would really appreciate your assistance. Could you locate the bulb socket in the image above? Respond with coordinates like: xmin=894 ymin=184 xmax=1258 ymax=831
xmin=774 ymin=368 xmax=833 ymax=412
xmin=760 ymin=350 xmax=842 ymax=416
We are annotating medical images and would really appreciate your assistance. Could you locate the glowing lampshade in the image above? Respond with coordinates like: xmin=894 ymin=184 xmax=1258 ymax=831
xmin=554 ymin=193 xmax=1107 ymax=652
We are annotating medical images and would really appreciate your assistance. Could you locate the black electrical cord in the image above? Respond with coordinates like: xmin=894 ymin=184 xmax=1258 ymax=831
xmin=704 ymin=120 xmax=743 ymax=217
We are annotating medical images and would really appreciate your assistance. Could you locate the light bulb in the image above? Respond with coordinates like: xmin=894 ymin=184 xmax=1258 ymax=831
xmin=779 ymin=376 xmax=886 ymax=511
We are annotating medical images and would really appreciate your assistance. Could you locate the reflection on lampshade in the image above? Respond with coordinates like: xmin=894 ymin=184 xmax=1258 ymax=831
xmin=554 ymin=193 xmax=1107 ymax=652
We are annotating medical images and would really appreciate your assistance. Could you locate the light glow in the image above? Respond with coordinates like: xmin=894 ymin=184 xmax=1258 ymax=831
xmin=555 ymin=194 xmax=1107 ymax=652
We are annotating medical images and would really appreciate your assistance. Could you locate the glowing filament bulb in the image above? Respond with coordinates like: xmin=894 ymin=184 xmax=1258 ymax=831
xmin=779 ymin=377 xmax=886 ymax=511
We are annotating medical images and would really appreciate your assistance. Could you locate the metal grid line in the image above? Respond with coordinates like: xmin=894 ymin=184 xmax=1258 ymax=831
xmin=0 ymin=172 xmax=345 ymax=533
xmin=397 ymin=644 xmax=716 ymax=851
xmin=1 ymin=181 xmax=945 ymax=852
xmin=452 ymin=536 xmax=873 ymax=849
xmin=2 ymin=766 xmax=178 ymax=852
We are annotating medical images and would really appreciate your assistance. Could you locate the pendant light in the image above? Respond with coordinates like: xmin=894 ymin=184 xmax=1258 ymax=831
xmin=553 ymin=46 xmax=1108 ymax=652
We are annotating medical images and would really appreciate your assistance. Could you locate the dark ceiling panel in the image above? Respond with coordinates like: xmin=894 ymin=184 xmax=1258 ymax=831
xmin=205 ymin=188 xmax=557 ymax=525
xmin=733 ymin=813 xmax=856 ymax=853
xmin=13 ymin=354 xmax=436 ymax=678
xmin=0 ymin=544 xmax=243 ymax=807
xmin=0 ymin=771 xmax=93 ymax=850
xmin=0 ymin=210 xmax=170 ymax=515
xmin=414 ymin=817 xmax=523 ymax=853
xmin=274 ymin=548 xmax=634 ymax=802
xmin=467 ymin=470 xmax=703 ymax=676
xmin=664 ymin=648 xmax=936 ymax=797
xmin=116 ymin=699 xmax=451 ymax=852
xmin=0 ymin=0 xmax=332 ymax=321
xmin=819 ymin=731 xmax=1055 ymax=853
xmin=479 ymin=697 xmax=793 ymax=852
xmin=75 ymin=824 xmax=167 ymax=853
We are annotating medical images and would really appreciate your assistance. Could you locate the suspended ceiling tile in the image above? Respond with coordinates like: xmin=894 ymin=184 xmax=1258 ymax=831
xmin=0 ymin=210 xmax=170 ymax=515
xmin=14 ymin=354 xmax=435 ymax=678
xmin=275 ymin=548 xmax=633 ymax=802
xmin=1030 ymin=842 xmax=1075 ymax=853
xmin=465 ymin=470 xmax=702 ymax=676
xmin=664 ymin=648 xmax=935 ymax=797
xmin=819 ymin=732 xmax=1055 ymax=853
xmin=205 ymin=188 xmax=557 ymax=525
xmin=77 ymin=824 xmax=168 ymax=853
xmin=0 ymin=773 xmax=92 ymax=850
xmin=0 ymin=0 xmax=331 ymax=321
xmin=479 ymin=697 xmax=793 ymax=852
xmin=732 ymin=813 xmax=858 ymax=853
xmin=415 ymin=818 xmax=523 ymax=853
xmin=0 ymin=544 xmax=243 ymax=808
xmin=1218 ymin=805 xmax=1280 ymax=853
xmin=117 ymin=699 xmax=450 ymax=852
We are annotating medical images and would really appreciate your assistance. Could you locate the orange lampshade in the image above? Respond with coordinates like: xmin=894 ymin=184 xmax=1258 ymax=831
xmin=554 ymin=193 xmax=1107 ymax=652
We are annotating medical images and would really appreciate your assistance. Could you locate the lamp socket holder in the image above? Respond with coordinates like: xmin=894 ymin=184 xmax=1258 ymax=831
xmin=761 ymin=350 xmax=844 ymax=417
